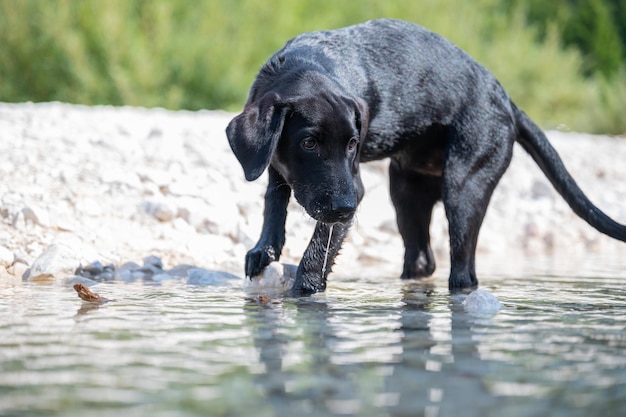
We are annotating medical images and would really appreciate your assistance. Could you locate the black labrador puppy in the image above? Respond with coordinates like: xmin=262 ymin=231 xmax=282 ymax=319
xmin=226 ymin=19 xmax=626 ymax=295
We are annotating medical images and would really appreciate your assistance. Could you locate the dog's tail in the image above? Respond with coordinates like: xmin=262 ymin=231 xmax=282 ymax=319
xmin=514 ymin=105 xmax=626 ymax=241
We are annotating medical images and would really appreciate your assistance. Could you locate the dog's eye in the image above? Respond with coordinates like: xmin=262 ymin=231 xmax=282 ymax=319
xmin=301 ymin=138 xmax=317 ymax=151
xmin=347 ymin=138 xmax=359 ymax=152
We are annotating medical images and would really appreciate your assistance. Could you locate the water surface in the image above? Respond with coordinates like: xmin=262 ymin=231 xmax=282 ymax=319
xmin=1 ymin=253 xmax=625 ymax=417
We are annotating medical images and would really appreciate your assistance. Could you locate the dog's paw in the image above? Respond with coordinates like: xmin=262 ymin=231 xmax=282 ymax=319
xmin=448 ymin=272 xmax=478 ymax=291
xmin=401 ymin=259 xmax=436 ymax=279
xmin=400 ymin=250 xmax=436 ymax=279
xmin=245 ymin=245 xmax=277 ymax=278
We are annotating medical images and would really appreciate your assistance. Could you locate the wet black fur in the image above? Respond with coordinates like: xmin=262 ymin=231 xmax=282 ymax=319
xmin=226 ymin=19 xmax=626 ymax=295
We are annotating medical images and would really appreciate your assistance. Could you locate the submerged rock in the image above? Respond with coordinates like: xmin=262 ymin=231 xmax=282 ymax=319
xmin=64 ymin=275 xmax=99 ymax=287
xmin=71 ymin=254 xmax=241 ymax=286
xmin=186 ymin=268 xmax=239 ymax=286
xmin=463 ymin=289 xmax=503 ymax=314
xmin=166 ymin=264 xmax=196 ymax=277
xmin=143 ymin=255 xmax=163 ymax=270
xmin=75 ymin=261 xmax=116 ymax=282
xmin=114 ymin=261 xmax=142 ymax=282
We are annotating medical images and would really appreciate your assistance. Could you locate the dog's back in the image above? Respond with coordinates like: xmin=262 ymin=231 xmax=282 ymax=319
xmin=252 ymin=19 xmax=512 ymax=161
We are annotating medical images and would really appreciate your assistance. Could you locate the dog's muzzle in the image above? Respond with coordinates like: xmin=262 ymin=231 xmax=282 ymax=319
xmin=310 ymin=197 xmax=356 ymax=224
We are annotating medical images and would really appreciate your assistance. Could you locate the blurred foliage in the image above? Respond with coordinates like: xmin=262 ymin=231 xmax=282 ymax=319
xmin=0 ymin=0 xmax=625 ymax=134
xmin=503 ymin=0 xmax=625 ymax=78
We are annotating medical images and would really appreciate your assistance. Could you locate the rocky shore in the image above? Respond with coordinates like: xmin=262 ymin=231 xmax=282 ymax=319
xmin=1 ymin=102 xmax=625 ymax=287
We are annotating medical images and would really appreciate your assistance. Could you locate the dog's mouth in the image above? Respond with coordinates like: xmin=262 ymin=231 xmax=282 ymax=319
xmin=318 ymin=212 xmax=354 ymax=225
xmin=309 ymin=206 xmax=355 ymax=224
xmin=294 ymin=188 xmax=358 ymax=225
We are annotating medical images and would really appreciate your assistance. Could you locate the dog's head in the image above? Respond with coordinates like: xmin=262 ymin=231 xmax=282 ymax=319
xmin=226 ymin=90 xmax=369 ymax=224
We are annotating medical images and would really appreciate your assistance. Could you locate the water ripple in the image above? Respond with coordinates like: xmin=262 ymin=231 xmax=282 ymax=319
xmin=1 ymin=254 xmax=626 ymax=416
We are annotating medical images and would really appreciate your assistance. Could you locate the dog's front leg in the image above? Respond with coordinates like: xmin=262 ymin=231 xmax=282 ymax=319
xmin=245 ymin=166 xmax=291 ymax=278
xmin=291 ymin=221 xmax=351 ymax=295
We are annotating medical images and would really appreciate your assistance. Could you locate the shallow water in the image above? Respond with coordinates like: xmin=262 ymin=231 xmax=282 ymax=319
xmin=1 ymin=254 xmax=625 ymax=417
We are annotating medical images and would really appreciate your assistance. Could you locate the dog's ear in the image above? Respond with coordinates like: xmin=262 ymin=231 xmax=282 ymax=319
xmin=226 ymin=92 xmax=289 ymax=181
xmin=353 ymin=97 xmax=369 ymax=142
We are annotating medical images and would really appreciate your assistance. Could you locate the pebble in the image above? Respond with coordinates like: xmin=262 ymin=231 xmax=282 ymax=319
xmin=21 ymin=205 xmax=49 ymax=227
xmin=75 ymin=260 xmax=108 ymax=279
xmin=140 ymin=200 xmax=176 ymax=222
xmin=7 ymin=261 xmax=29 ymax=279
xmin=463 ymin=289 xmax=503 ymax=314
xmin=11 ymin=211 xmax=25 ymax=230
xmin=0 ymin=246 xmax=14 ymax=268
xmin=143 ymin=255 xmax=163 ymax=270
xmin=74 ymin=261 xmax=116 ymax=281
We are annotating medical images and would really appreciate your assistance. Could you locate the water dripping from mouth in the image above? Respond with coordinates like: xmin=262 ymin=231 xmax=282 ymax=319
xmin=321 ymin=224 xmax=334 ymax=277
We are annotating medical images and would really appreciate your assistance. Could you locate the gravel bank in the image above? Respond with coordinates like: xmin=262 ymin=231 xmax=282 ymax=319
xmin=1 ymin=102 xmax=624 ymax=285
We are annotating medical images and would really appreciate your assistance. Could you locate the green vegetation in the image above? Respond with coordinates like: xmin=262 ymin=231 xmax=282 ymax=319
xmin=1 ymin=0 xmax=625 ymax=134
xmin=503 ymin=0 xmax=626 ymax=78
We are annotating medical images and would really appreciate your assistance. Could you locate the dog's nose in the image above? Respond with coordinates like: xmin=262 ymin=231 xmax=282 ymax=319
xmin=330 ymin=200 xmax=356 ymax=221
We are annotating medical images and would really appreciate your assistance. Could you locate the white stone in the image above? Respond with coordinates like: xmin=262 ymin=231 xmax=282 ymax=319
xmin=25 ymin=244 xmax=78 ymax=280
xmin=0 ymin=246 xmax=14 ymax=268
xmin=21 ymin=205 xmax=50 ymax=227
xmin=244 ymin=262 xmax=296 ymax=292
xmin=463 ymin=289 xmax=503 ymax=314
xmin=8 ymin=261 xmax=29 ymax=279
xmin=25 ymin=239 xmax=100 ymax=281
xmin=140 ymin=199 xmax=176 ymax=222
